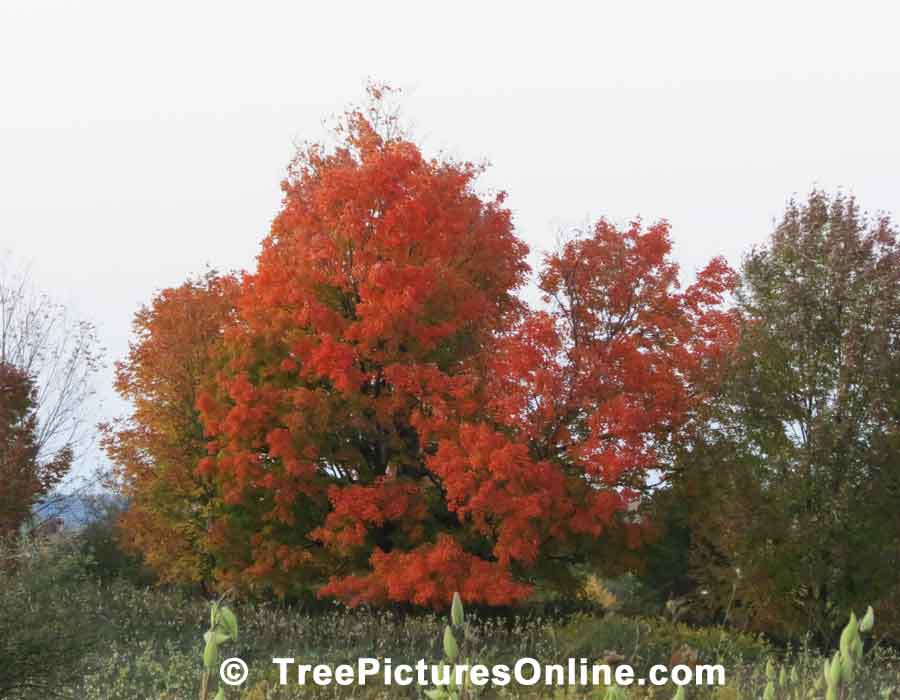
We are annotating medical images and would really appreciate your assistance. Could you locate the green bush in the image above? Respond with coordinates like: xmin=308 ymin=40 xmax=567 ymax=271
xmin=0 ymin=535 xmax=105 ymax=699
xmin=553 ymin=612 xmax=771 ymax=671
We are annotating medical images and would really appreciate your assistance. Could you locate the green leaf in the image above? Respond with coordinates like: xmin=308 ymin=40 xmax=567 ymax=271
xmin=841 ymin=654 xmax=854 ymax=685
xmin=424 ymin=690 xmax=447 ymax=700
xmin=203 ymin=636 xmax=219 ymax=670
xmin=860 ymin=606 xmax=875 ymax=633
xmin=218 ymin=606 xmax=238 ymax=640
xmin=443 ymin=626 xmax=459 ymax=661
xmin=451 ymin=592 xmax=464 ymax=627
xmin=840 ymin=611 xmax=858 ymax=661
xmin=828 ymin=651 xmax=842 ymax=687
xmin=202 ymin=630 xmax=225 ymax=670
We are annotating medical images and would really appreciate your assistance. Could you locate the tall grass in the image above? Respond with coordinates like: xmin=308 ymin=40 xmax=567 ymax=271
xmin=2 ymin=537 xmax=898 ymax=699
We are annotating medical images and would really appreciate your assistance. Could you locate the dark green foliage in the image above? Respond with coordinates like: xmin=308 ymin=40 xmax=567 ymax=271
xmin=670 ymin=191 xmax=900 ymax=642
xmin=0 ymin=537 xmax=103 ymax=699
xmin=633 ymin=491 xmax=698 ymax=612
xmin=77 ymin=494 xmax=156 ymax=586
xmin=554 ymin=612 xmax=771 ymax=669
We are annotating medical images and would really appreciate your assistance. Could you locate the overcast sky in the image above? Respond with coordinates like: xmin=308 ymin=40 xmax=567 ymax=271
xmin=2 ymin=0 xmax=899 ymax=480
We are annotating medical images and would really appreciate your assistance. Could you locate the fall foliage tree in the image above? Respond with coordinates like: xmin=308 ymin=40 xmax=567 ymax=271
xmin=104 ymin=272 xmax=238 ymax=586
xmin=673 ymin=191 xmax=900 ymax=640
xmin=0 ymin=362 xmax=72 ymax=537
xmin=192 ymin=94 xmax=739 ymax=607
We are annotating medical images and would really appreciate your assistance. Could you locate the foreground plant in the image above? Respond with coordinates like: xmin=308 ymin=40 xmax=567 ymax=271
xmin=425 ymin=592 xmax=474 ymax=700
xmin=759 ymin=606 xmax=885 ymax=700
xmin=199 ymin=599 xmax=238 ymax=700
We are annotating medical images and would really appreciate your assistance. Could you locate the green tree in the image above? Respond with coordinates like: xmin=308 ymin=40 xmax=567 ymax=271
xmin=677 ymin=191 xmax=900 ymax=641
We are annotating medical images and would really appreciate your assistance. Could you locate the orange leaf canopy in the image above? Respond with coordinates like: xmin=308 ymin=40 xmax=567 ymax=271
xmin=194 ymin=104 xmax=738 ymax=607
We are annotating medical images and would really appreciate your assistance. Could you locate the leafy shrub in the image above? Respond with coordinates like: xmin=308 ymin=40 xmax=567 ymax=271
xmin=600 ymin=574 xmax=667 ymax=618
xmin=553 ymin=612 xmax=771 ymax=671
xmin=0 ymin=535 xmax=104 ymax=699
xmin=579 ymin=575 xmax=620 ymax=611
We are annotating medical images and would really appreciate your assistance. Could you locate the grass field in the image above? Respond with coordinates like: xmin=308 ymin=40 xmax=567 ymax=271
xmin=5 ymin=538 xmax=899 ymax=700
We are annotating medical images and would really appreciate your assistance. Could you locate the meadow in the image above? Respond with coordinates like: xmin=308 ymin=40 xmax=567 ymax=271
xmin=4 ymin=535 xmax=898 ymax=700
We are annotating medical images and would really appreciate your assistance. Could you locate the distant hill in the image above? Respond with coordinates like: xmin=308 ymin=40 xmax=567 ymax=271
xmin=33 ymin=492 xmax=126 ymax=529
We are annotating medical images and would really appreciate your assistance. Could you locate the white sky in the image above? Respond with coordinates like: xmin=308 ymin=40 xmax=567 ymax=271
xmin=2 ymin=0 xmax=899 ymax=479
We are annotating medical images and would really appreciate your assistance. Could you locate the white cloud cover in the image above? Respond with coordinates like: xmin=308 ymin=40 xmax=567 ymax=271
xmin=2 ymin=0 xmax=898 ymax=478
